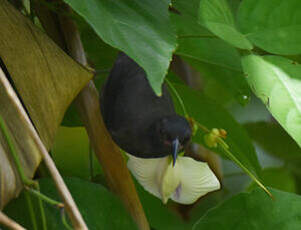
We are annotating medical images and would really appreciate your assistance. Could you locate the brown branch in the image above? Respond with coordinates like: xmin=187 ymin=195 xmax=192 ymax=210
xmin=0 ymin=211 xmax=26 ymax=230
xmin=0 ymin=67 xmax=88 ymax=230
xmin=35 ymin=2 xmax=150 ymax=229
xmin=59 ymin=9 xmax=150 ymax=230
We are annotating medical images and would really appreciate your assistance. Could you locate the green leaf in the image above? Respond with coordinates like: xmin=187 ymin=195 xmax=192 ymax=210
xmin=238 ymin=0 xmax=301 ymax=55
xmin=171 ymin=0 xmax=213 ymax=37
xmin=245 ymin=122 xmax=301 ymax=161
xmin=199 ymin=0 xmax=252 ymax=50
xmin=242 ymin=55 xmax=301 ymax=147
xmin=176 ymin=38 xmax=251 ymax=105
xmin=247 ymin=167 xmax=296 ymax=193
xmin=136 ymin=181 xmax=192 ymax=230
xmin=194 ymin=188 xmax=301 ymax=230
xmin=3 ymin=177 xmax=137 ymax=230
xmin=177 ymin=38 xmax=241 ymax=71
xmin=63 ymin=0 xmax=176 ymax=95
xmin=51 ymin=126 xmax=102 ymax=180
xmin=91 ymin=174 xmax=191 ymax=230
xmin=172 ymin=83 xmax=261 ymax=176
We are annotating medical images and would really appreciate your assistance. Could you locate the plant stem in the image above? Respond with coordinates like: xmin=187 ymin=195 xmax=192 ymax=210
xmin=165 ymin=79 xmax=188 ymax=117
xmin=35 ymin=183 xmax=48 ymax=230
xmin=195 ymin=120 xmax=210 ymax=133
xmin=26 ymin=186 xmax=74 ymax=229
xmin=0 ymin=116 xmax=36 ymax=187
xmin=0 ymin=61 xmax=88 ymax=229
xmin=61 ymin=208 xmax=73 ymax=230
xmin=89 ymin=142 xmax=94 ymax=180
xmin=25 ymin=191 xmax=38 ymax=230
xmin=52 ymin=5 xmax=150 ymax=229
xmin=0 ymin=115 xmax=49 ymax=229
xmin=26 ymin=187 xmax=63 ymax=208
xmin=217 ymin=137 xmax=273 ymax=198
xmin=194 ymin=120 xmax=272 ymax=198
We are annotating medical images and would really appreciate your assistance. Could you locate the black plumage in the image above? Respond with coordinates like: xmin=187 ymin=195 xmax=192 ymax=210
xmin=100 ymin=53 xmax=191 ymax=162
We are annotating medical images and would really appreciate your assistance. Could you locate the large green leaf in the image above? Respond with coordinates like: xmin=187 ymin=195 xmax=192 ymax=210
xmin=3 ymin=177 xmax=137 ymax=230
xmin=199 ymin=0 xmax=252 ymax=50
xmin=63 ymin=0 xmax=176 ymax=95
xmin=194 ymin=188 xmax=301 ymax=230
xmin=177 ymin=38 xmax=241 ymax=71
xmin=238 ymin=0 xmax=301 ymax=55
xmin=245 ymin=122 xmax=301 ymax=161
xmin=242 ymin=55 xmax=301 ymax=147
xmin=172 ymin=83 xmax=261 ymax=176
xmin=51 ymin=126 xmax=102 ymax=180
xmin=136 ymin=181 xmax=191 ymax=230
xmin=176 ymin=38 xmax=251 ymax=104
xmin=171 ymin=0 xmax=213 ymax=37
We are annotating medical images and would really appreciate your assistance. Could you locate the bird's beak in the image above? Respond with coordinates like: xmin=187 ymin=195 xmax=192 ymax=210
xmin=172 ymin=138 xmax=179 ymax=167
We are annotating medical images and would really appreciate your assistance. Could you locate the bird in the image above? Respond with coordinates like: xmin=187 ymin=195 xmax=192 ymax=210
xmin=100 ymin=52 xmax=191 ymax=165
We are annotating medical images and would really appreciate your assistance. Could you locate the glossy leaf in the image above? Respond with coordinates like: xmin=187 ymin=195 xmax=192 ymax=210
xmin=3 ymin=177 xmax=137 ymax=230
xmin=176 ymin=38 xmax=251 ymax=104
xmin=242 ymin=55 xmax=301 ymax=147
xmin=171 ymin=0 xmax=213 ymax=37
xmin=199 ymin=0 xmax=252 ymax=49
xmin=238 ymin=0 xmax=301 ymax=55
xmin=194 ymin=188 xmax=301 ymax=230
xmin=245 ymin=122 xmax=301 ymax=161
xmin=63 ymin=0 xmax=176 ymax=95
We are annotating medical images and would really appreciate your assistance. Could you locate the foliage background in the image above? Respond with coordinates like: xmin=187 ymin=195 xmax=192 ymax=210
xmin=2 ymin=0 xmax=301 ymax=229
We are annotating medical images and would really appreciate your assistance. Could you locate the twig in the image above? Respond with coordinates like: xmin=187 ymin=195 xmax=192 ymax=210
xmin=0 ymin=99 xmax=46 ymax=230
xmin=50 ymin=4 xmax=149 ymax=230
xmin=89 ymin=143 xmax=94 ymax=180
xmin=35 ymin=183 xmax=48 ymax=230
xmin=35 ymin=2 xmax=150 ymax=229
xmin=0 ymin=68 xmax=87 ymax=230
xmin=24 ymin=191 xmax=38 ymax=230
xmin=165 ymin=79 xmax=188 ymax=117
xmin=25 ymin=187 xmax=63 ymax=208
xmin=60 ymin=208 xmax=73 ymax=230
xmin=25 ymin=186 xmax=73 ymax=229
xmin=0 ymin=211 xmax=26 ymax=230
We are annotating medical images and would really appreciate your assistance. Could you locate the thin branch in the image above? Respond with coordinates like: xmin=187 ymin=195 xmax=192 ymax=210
xmin=35 ymin=2 xmax=149 ymax=229
xmin=25 ymin=191 xmax=38 ymax=230
xmin=55 ymin=5 xmax=150 ymax=230
xmin=0 ymin=211 xmax=26 ymax=230
xmin=0 ymin=68 xmax=88 ymax=230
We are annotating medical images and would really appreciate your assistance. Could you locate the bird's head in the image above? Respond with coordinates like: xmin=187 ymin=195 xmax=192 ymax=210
xmin=154 ymin=115 xmax=191 ymax=166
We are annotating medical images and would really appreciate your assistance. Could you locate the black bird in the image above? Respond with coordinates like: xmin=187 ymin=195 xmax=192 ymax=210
xmin=100 ymin=53 xmax=191 ymax=165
